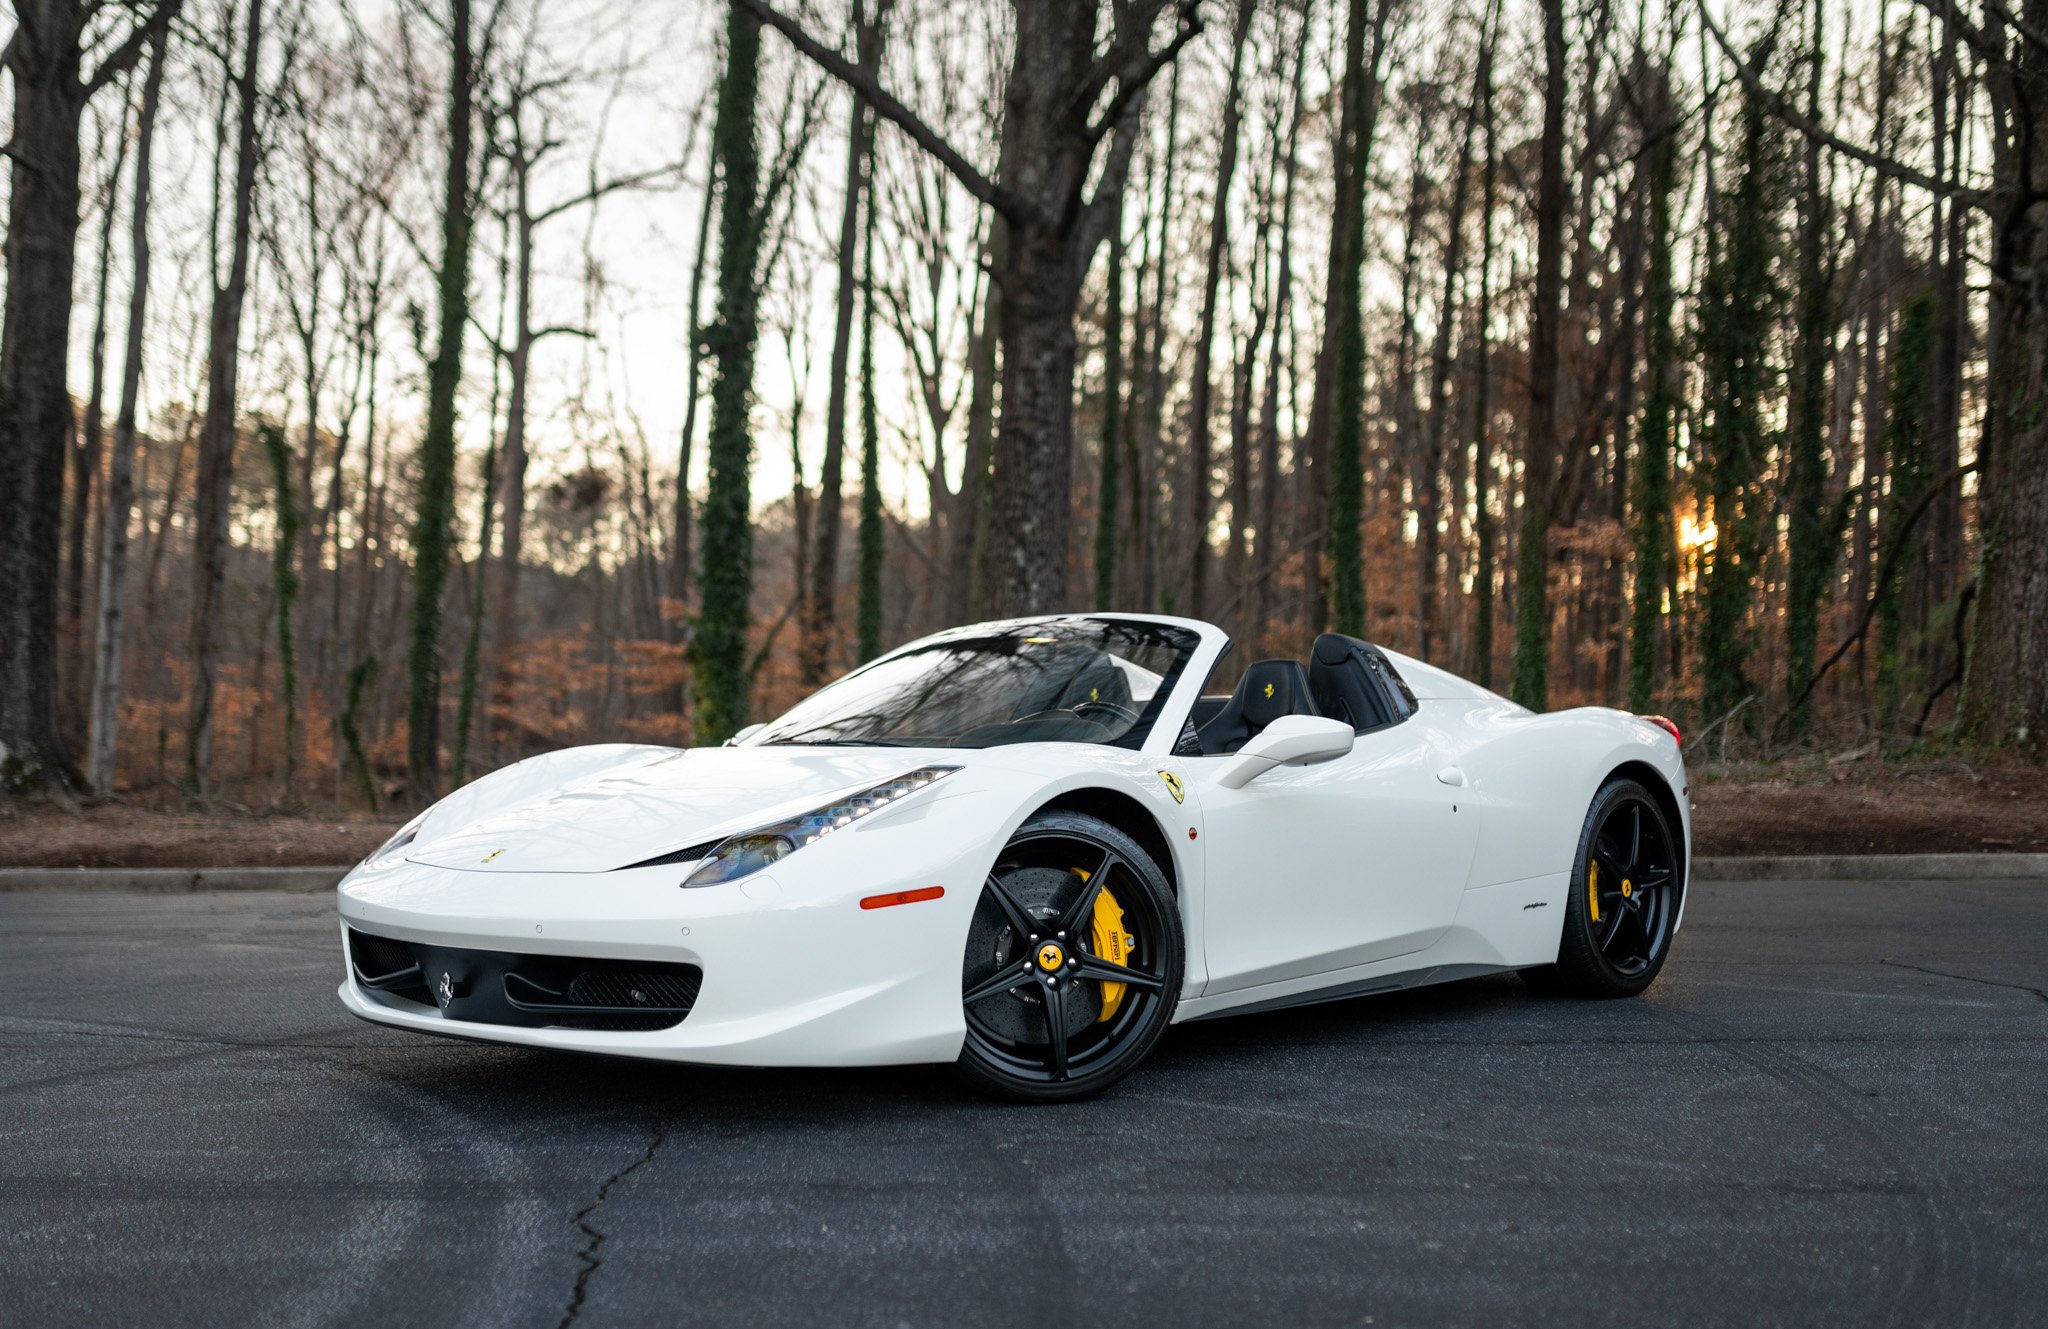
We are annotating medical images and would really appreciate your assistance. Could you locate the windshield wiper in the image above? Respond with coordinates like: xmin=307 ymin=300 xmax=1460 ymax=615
xmin=760 ymin=737 xmax=918 ymax=747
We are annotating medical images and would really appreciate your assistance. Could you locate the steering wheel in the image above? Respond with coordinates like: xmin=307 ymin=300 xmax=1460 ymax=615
xmin=1070 ymin=698 xmax=1140 ymax=727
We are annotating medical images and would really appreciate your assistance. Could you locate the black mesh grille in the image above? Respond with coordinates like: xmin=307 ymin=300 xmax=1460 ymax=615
xmin=348 ymin=928 xmax=431 ymax=1004
xmin=558 ymin=966 xmax=705 ymax=1031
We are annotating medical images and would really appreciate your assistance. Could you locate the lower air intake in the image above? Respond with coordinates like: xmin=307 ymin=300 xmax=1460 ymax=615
xmin=347 ymin=928 xmax=701 ymax=1032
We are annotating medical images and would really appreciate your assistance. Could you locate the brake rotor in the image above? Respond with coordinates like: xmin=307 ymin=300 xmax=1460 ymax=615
xmin=966 ymin=866 xmax=1102 ymax=1043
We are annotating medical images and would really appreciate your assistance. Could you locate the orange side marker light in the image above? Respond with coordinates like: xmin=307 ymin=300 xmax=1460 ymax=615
xmin=860 ymin=886 xmax=945 ymax=910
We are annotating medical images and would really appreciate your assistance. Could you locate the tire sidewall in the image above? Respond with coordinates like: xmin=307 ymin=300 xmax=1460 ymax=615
xmin=1552 ymin=777 xmax=1678 ymax=998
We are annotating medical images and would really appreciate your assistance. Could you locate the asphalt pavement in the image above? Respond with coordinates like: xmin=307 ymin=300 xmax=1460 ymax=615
xmin=2 ymin=878 xmax=2044 ymax=1328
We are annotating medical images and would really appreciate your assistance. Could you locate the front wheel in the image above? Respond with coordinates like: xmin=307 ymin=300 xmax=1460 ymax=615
xmin=957 ymin=811 xmax=1183 ymax=1102
xmin=1522 ymin=777 xmax=1682 ymax=997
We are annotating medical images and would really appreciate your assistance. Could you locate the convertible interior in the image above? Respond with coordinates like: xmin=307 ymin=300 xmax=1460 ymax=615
xmin=1185 ymin=633 xmax=1418 ymax=756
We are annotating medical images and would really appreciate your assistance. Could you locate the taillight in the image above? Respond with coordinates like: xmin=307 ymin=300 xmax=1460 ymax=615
xmin=1641 ymin=714 xmax=1681 ymax=747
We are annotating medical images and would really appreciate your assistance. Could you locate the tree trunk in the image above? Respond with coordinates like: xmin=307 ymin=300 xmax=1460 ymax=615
xmin=950 ymin=221 xmax=1002 ymax=624
xmin=406 ymin=0 xmax=475 ymax=801
xmin=1629 ymin=70 xmax=1678 ymax=714
xmin=1958 ymin=0 xmax=2048 ymax=752
xmin=485 ymin=202 xmax=533 ymax=746
xmin=803 ymin=1 xmax=888 ymax=686
xmin=1782 ymin=0 xmax=1836 ymax=738
xmin=981 ymin=4 xmax=1169 ymax=617
xmin=1137 ymin=67 xmax=1178 ymax=615
xmin=1468 ymin=24 xmax=1499 ymax=689
xmin=185 ymin=0 xmax=268 ymax=795
xmin=1414 ymin=1 xmax=1494 ymax=662
xmin=1323 ymin=0 xmax=1396 ymax=640
xmin=693 ymin=1 xmax=766 ymax=743
xmin=1510 ymin=0 xmax=1569 ymax=711
xmin=856 ymin=179 xmax=885 ymax=663
xmin=668 ymin=134 xmax=719 ymax=640
xmin=87 ymin=27 xmax=166 ymax=794
xmin=0 ymin=2 xmax=90 ymax=790
xmin=67 ymin=92 xmax=133 ymax=717
xmin=1180 ymin=0 xmax=1254 ymax=621
xmin=1251 ymin=0 xmax=1312 ymax=654
xmin=1094 ymin=195 xmax=1126 ymax=611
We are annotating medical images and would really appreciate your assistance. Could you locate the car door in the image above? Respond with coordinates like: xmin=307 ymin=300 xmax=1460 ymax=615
xmin=1192 ymin=706 xmax=1482 ymax=996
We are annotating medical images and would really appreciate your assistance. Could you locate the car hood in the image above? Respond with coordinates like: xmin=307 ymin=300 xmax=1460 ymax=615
xmin=406 ymin=744 xmax=965 ymax=874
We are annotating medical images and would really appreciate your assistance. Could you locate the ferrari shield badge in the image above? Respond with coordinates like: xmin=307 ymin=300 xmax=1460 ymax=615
xmin=1157 ymin=770 xmax=1185 ymax=804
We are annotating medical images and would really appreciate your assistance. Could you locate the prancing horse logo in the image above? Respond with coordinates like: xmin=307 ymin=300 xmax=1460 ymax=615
xmin=482 ymin=848 xmax=506 ymax=864
xmin=436 ymin=971 xmax=454 ymax=1006
xmin=1263 ymin=681 xmax=1275 ymax=699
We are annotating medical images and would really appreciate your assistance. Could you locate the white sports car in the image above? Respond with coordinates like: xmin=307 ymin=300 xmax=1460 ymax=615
xmin=337 ymin=613 xmax=1690 ymax=1101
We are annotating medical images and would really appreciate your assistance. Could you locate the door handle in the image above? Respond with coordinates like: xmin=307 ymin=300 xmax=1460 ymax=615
xmin=1435 ymin=766 xmax=1466 ymax=787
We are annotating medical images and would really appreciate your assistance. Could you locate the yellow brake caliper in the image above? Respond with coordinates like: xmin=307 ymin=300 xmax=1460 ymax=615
xmin=1588 ymin=860 xmax=1600 ymax=922
xmin=1075 ymin=868 xmax=1137 ymax=1022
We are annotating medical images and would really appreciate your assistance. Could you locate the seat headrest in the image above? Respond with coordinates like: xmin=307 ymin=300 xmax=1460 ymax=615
xmin=1234 ymin=659 xmax=1314 ymax=731
xmin=1312 ymin=632 xmax=1371 ymax=665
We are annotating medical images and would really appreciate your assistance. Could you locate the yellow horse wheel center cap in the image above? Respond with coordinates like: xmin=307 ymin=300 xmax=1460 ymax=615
xmin=1036 ymin=943 xmax=1066 ymax=972
xmin=1622 ymin=880 xmax=1633 ymax=898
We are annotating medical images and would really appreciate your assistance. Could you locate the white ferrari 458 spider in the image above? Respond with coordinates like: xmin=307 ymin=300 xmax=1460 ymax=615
xmin=338 ymin=613 xmax=1690 ymax=1101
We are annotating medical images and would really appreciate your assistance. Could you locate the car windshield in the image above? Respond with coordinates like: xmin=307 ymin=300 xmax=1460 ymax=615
xmin=750 ymin=619 xmax=1200 ymax=749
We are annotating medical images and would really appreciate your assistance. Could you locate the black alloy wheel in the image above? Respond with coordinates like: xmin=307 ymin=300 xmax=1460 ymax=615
xmin=957 ymin=811 xmax=1183 ymax=1102
xmin=1523 ymin=776 xmax=1682 ymax=997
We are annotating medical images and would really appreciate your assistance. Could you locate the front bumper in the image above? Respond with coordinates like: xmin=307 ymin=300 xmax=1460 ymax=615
xmin=335 ymin=822 xmax=986 ymax=1067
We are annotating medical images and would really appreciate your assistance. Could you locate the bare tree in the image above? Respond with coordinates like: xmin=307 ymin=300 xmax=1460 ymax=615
xmin=86 ymin=25 xmax=169 ymax=795
xmin=802 ymin=0 xmax=892 ymax=686
xmin=185 ymin=0 xmax=272 ymax=795
xmin=744 ymin=0 xmax=1203 ymax=615
xmin=0 ymin=0 xmax=180 ymax=791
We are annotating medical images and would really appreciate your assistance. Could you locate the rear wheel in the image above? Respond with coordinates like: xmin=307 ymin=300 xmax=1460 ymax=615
xmin=956 ymin=811 xmax=1182 ymax=1102
xmin=1523 ymin=777 xmax=1681 ymax=997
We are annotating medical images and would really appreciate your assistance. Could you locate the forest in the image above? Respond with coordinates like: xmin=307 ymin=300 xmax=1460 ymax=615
xmin=0 ymin=0 xmax=2043 ymax=812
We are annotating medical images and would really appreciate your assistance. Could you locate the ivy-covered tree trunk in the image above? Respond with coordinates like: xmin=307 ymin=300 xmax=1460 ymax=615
xmin=1876 ymin=288 xmax=1935 ymax=729
xmin=1695 ymin=77 xmax=1786 ymax=730
xmin=1094 ymin=196 xmax=1125 ymax=612
xmin=1959 ymin=0 xmax=2048 ymax=754
xmin=1325 ymin=0 xmax=1394 ymax=639
xmin=1469 ymin=25 xmax=1499 ymax=690
xmin=856 ymin=180 xmax=884 ymax=664
xmin=406 ymin=0 xmax=475 ymax=803
xmin=1511 ymin=0 xmax=1569 ymax=711
xmin=261 ymin=422 xmax=301 ymax=801
xmin=693 ymin=1 xmax=765 ymax=743
xmin=1782 ymin=0 xmax=1837 ymax=739
xmin=1629 ymin=80 xmax=1678 ymax=714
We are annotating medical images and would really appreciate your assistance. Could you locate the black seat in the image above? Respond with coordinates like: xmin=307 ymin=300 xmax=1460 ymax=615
xmin=1308 ymin=633 xmax=1395 ymax=732
xmin=1197 ymin=659 xmax=1317 ymax=754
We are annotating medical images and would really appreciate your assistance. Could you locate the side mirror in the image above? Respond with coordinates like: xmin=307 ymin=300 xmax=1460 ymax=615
xmin=725 ymin=723 xmax=766 ymax=747
xmin=1214 ymin=715 xmax=1355 ymax=789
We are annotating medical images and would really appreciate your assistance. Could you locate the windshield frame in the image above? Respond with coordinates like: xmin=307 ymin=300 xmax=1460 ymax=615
xmin=742 ymin=614 xmax=1231 ymax=756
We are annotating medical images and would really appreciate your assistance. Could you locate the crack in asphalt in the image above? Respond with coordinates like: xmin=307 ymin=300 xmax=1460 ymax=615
xmin=1882 ymin=958 xmax=2048 ymax=1005
xmin=557 ymin=1098 xmax=697 ymax=1329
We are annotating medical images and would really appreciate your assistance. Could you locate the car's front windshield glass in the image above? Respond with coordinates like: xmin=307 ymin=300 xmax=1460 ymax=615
xmin=750 ymin=619 xmax=1200 ymax=749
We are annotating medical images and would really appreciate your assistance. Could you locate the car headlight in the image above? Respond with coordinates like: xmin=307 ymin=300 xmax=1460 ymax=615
xmin=681 ymin=766 xmax=961 ymax=887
